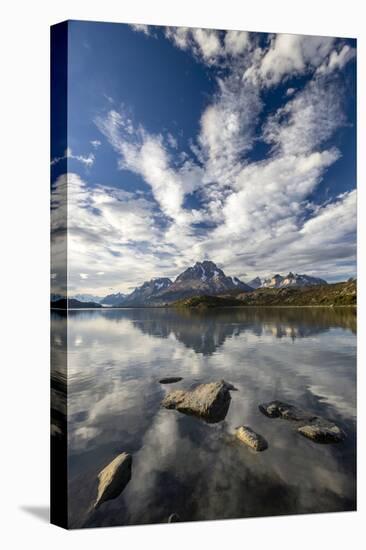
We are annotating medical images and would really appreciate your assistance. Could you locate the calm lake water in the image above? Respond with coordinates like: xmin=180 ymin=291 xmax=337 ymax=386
xmin=51 ymin=307 xmax=356 ymax=528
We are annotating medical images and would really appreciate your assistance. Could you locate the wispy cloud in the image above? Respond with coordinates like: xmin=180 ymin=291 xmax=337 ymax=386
xmin=164 ymin=27 xmax=250 ymax=65
xmin=316 ymin=44 xmax=356 ymax=75
xmin=95 ymin=110 xmax=204 ymax=227
xmin=130 ymin=24 xmax=151 ymax=36
xmin=51 ymin=147 xmax=95 ymax=167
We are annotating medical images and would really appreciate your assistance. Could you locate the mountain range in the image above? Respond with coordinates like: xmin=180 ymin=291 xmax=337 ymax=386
xmin=247 ymin=272 xmax=327 ymax=289
xmin=101 ymin=292 xmax=127 ymax=306
xmin=119 ymin=261 xmax=254 ymax=306
xmin=59 ymin=261 xmax=329 ymax=308
xmin=72 ymin=293 xmax=104 ymax=303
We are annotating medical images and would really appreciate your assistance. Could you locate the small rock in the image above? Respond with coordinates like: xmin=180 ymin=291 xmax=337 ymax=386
xmin=161 ymin=380 xmax=233 ymax=423
xmin=259 ymin=400 xmax=316 ymax=422
xmin=258 ymin=401 xmax=282 ymax=418
xmin=168 ymin=513 xmax=180 ymax=523
xmin=298 ymin=420 xmax=345 ymax=443
xmin=94 ymin=452 xmax=132 ymax=509
xmin=258 ymin=400 xmax=345 ymax=444
xmin=159 ymin=377 xmax=183 ymax=384
xmin=235 ymin=426 xmax=268 ymax=451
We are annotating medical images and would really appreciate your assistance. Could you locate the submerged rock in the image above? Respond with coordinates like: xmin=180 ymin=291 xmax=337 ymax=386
xmin=94 ymin=452 xmax=132 ymax=509
xmin=259 ymin=400 xmax=345 ymax=444
xmin=168 ymin=513 xmax=181 ymax=523
xmin=259 ymin=400 xmax=316 ymax=422
xmin=235 ymin=426 xmax=268 ymax=451
xmin=161 ymin=380 xmax=233 ymax=423
xmin=159 ymin=377 xmax=183 ymax=384
xmin=298 ymin=420 xmax=345 ymax=443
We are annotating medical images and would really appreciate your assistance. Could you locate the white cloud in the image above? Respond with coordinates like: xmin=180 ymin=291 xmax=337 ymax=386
xmin=263 ymin=77 xmax=345 ymax=155
xmin=316 ymin=44 xmax=356 ymax=75
xmin=198 ymin=75 xmax=262 ymax=188
xmin=90 ymin=139 xmax=101 ymax=149
xmin=130 ymin=24 xmax=150 ymax=36
xmin=165 ymin=27 xmax=251 ymax=65
xmin=51 ymin=147 xmax=95 ymax=167
xmin=191 ymin=28 xmax=222 ymax=61
xmin=164 ymin=27 xmax=190 ymax=50
xmin=243 ymin=35 xmax=355 ymax=88
xmin=95 ymin=110 xmax=204 ymax=227
xmin=224 ymin=30 xmax=249 ymax=56
xmin=166 ymin=133 xmax=178 ymax=149
xmin=52 ymin=173 xmax=174 ymax=294
xmin=244 ymin=34 xmax=335 ymax=86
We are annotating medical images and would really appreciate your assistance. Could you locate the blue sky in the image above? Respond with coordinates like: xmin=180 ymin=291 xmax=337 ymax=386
xmin=51 ymin=21 xmax=356 ymax=295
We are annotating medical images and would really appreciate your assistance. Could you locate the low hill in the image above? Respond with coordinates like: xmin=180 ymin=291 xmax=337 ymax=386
xmin=237 ymin=280 xmax=356 ymax=306
xmin=172 ymin=281 xmax=356 ymax=308
xmin=51 ymin=298 xmax=102 ymax=309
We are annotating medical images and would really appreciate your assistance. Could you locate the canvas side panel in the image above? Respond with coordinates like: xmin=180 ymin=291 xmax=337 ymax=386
xmin=50 ymin=20 xmax=69 ymax=529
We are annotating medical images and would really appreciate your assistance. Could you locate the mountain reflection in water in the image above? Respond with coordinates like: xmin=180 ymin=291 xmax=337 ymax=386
xmin=51 ymin=307 xmax=356 ymax=528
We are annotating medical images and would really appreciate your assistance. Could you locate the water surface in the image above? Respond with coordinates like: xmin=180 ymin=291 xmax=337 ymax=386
xmin=51 ymin=307 xmax=356 ymax=528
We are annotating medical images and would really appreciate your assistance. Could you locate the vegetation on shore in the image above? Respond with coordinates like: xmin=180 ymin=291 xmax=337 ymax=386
xmin=173 ymin=280 xmax=356 ymax=309
xmin=173 ymin=295 xmax=241 ymax=308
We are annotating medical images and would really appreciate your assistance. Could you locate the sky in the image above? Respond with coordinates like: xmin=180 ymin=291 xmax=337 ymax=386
xmin=51 ymin=21 xmax=356 ymax=296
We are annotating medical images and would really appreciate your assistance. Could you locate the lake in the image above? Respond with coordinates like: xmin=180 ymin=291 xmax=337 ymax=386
xmin=51 ymin=307 xmax=356 ymax=528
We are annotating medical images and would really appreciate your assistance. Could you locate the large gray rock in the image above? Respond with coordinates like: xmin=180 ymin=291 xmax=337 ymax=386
xmin=235 ymin=426 xmax=268 ymax=451
xmin=259 ymin=400 xmax=316 ymax=422
xmin=298 ymin=420 xmax=345 ymax=443
xmin=94 ymin=452 xmax=132 ymax=509
xmin=161 ymin=380 xmax=234 ymax=423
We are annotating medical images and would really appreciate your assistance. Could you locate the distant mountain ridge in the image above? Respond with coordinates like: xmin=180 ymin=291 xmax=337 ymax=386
xmin=101 ymin=292 xmax=126 ymax=306
xmin=248 ymin=272 xmax=327 ymax=289
xmin=72 ymin=293 xmax=103 ymax=303
xmin=121 ymin=278 xmax=173 ymax=306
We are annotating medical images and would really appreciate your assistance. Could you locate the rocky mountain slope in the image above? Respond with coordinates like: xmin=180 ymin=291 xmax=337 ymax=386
xmin=117 ymin=261 xmax=252 ymax=306
xmin=121 ymin=277 xmax=173 ymax=306
xmin=101 ymin=292 xmax=127 ymax=306
xmin=247 ymin=272 xmax=327 ymax=289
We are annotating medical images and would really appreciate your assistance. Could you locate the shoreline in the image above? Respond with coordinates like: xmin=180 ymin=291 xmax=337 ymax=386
xmin=52 ymin=304 xmax=357 ymax=311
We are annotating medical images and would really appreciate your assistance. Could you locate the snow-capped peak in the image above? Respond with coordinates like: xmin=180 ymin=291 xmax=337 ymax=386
xmin=250 ymin=272 xmax=327 ymax=289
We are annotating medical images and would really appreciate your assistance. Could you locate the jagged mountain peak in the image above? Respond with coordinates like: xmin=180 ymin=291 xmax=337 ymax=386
xmin=247 ymin=276 xmax=262 ymax=289
xmin=114 ymin=260 xmax=252 ymax=306
xmin=176 ymin=260 xmax=224 ymax=282
xmin=254 ymin=272 xmax=328 ymax=289
xmin=142 ymin=277 xmax=172 ymax=288
xmin=101 ymin=291 xmax=127 ymax=306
